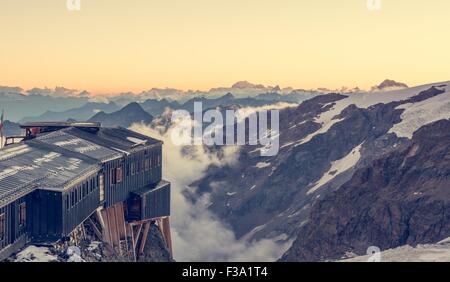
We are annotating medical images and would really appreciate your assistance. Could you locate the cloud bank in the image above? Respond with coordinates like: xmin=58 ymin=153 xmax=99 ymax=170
xmin=130 ymin=122 xmax=292 ymax=262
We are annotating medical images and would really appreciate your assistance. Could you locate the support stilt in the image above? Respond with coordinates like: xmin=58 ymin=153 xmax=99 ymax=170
xmin=139 ymin=222 xmax=151 ymax=256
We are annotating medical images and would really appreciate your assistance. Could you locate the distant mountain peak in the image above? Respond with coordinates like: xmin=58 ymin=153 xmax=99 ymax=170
xmin=271 ymin=85 xmax=281 ymax=92
xmin=89 ymin=102 xmax=153 ymax=128
xmin=121 ymin=102 xmax=142 ymax=111
xmin=371 ymin=79 xmax=409 ymax=92
xmin=222 ymin=92 xmax=235 ymax=99
xmin=231 ymin=81 xmax=266 ymax=89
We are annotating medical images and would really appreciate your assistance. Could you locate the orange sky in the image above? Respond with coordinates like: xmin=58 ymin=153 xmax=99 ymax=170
xmin=1 ymin=0 xmax=450 ymax=95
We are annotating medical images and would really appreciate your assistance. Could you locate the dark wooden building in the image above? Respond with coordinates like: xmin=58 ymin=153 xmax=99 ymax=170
xmin=0 ymin=122 xmax=171 ymax=261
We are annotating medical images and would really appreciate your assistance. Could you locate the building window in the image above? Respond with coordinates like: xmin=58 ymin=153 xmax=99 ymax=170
xmin=19 ymin=203 xmax=26 ymax=228
xmin=99 ymin=174 xmax=105 ymax=202
xmin=111 ymin=168 xmax=117 ymax=185
xmin=0 ymin=213 xmax=5 ymax=241
xmin=66 ymin=195 xmax=70 ymax=210
xmin=145 ymin=159 xmax=149 ymax=171
xmin=117 ymin=167 xmax=123 ymax=183
xmin=131 ymin=162 xmax=135 ymax=175
xmin=158 ymin=155 xmax=161 ymax=166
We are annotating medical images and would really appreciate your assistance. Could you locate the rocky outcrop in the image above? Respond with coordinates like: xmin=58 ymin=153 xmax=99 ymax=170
xmin=137 ymin=224 xmax=173 ymax=262
xmin=7 ymin=222 xmax=172 ymax=262
xmin=281 ymin=119 xmax=450 ymax=261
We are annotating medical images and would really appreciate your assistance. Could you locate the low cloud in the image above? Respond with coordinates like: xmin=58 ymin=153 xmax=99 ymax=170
xmin=130 ymin=122 xmax=292 ymax=262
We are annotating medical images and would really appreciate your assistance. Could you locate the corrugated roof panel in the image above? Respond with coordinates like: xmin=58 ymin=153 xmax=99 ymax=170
xmin=0 ymin=126 xmax=163 ymax=206
xmin=66 ymin=127 xmax=161 ymax=153
xmin=0 ymin=142 xmax=99 ymax=206
xmin=36 ymin=129 xmax=122 ymax=161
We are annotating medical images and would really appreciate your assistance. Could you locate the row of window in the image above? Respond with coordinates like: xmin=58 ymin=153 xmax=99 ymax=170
xmin=0 ymin=203 xmax=25 ymax=242
xmin=110 ymin=155 xmax=161 ymax=185
xmin=0 ymin=213 xmax=4 ymax=241
xmin=19 ymin=203 xmax=26 ymax=228
xmin=65 ymin=176 xmax=99 ymax=210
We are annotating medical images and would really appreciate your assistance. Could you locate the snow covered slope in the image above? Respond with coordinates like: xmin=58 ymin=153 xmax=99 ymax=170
xmin=389 ymin=84 xmax=450 ymax=138
xmin=342 ymin=238 xmax=450 ymax=262
xmin=312 ymin=81 xmax=450 ymax=139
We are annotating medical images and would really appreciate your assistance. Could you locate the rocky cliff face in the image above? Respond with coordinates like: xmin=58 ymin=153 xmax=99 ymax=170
xmin=189 ymin=82 xmax=450 ymax=261
xmin=281 ymin=119 xmax=450 ymax=261
xmin=195 ymin=87 xmax=442 ymax=236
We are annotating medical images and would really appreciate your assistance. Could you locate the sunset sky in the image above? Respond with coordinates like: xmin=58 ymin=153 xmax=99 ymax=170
xmin=1 ymin=0 xmax=450 ymax=94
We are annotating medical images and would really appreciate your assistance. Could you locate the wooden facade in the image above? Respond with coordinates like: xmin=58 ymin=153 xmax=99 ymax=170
xmin=0 ymin=123 xmax=171 ymax=261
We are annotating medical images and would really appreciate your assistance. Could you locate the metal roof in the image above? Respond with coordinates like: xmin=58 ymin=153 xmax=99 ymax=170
xmin=36 ymin=126 xmax=161 ymax=160
xmin=67 ymin=126 xmax=162 ymax=153
xmin=36 ymin=129 xmax=122 ymax=162
xmin=0 ymin=126 xmax=162 ymax=207
xmin=0 ymin=142 xmax=99 ymax=207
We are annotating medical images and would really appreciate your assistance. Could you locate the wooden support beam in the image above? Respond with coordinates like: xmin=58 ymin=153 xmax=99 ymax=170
xmin=156 ymin=218 xmax=163 ymax=233
xmin=127 ymin=223 xmax=137 ymax=262
xmin=81 ymin=224 xmax=87 ymax=239
xmin=134 ymin=224 xmax=143 ymax=244
xmin=96 ymin=209 xmax=105 ymax=230
xmin=139 ymin=222 xmax=151 ymax=256
xmin=87 ymin=217 xmax=103 ymax=240
xmin=115 ymin=203 xmax=127 ymax=241
xmin=109 ymin=205 xmax=119 ymax=252
xmin=161 ymin=217 xmax=173 ymax=258
xmin=100 ymin=209 xmax=112 ymax=246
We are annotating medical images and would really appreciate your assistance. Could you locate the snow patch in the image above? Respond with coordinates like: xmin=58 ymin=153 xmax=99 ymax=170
xmin=127 ymin=136 xmax=147 ymax=145
xmin=255 ymin=162 xmax=271 ymax=169
xmin=389 ymin=85 xmax=450 ymax=138
xmin=307 ymin=143 xmax=363 ymax=195
xmin=296 ymin=117 xmax=344 ymax=146
xmin=15 ymin=246 xmax=58 ymax=262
